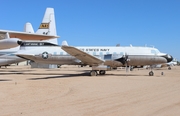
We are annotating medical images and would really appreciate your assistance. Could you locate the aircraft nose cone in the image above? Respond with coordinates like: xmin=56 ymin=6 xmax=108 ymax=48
xmin=163 ymin=54 xmax=173 ymax=63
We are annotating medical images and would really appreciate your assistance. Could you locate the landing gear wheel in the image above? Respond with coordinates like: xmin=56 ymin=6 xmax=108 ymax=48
xmin=168 ymin=67 xmax=171 ymax=70
xmin=149 ymin=71 xmax=154 ymax=76
xmin=130 ymin=67 xmax=133 ymax=71
xmin=90 ymin=70 xmax=97 ymax=76
xmin=99 ymin=70 xmax=106 ymax=75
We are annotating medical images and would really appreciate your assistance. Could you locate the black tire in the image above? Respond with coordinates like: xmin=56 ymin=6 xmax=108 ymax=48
xmin=149 ymin=71 xmax=154 ymax=76
xmin=130 ymin=68 xmax=133 ymax=71
xmin=99 ymin=70 xmax=106 ymax=75
xmin=168 ymin=67 xmax=171 ymax=70
xmin=90 ymin=70 xmax=97 ymax=76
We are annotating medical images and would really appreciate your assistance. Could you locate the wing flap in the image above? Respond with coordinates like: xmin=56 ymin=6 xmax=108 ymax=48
xmin=61 ymin=46 xmax=104 ymax=65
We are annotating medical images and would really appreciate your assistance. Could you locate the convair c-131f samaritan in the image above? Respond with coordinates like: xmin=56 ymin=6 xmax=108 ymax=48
xmin=16 ymin=41 xmax=173 ymax=76
xmin=0 ymin=7 xmax=59 ymax=67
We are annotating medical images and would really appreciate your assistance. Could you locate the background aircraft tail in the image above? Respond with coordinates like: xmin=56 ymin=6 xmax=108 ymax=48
xmin=36 ymin=8 xmax=58 ymax=44
xmin=24 ymin=22 xmax=34 ymax=33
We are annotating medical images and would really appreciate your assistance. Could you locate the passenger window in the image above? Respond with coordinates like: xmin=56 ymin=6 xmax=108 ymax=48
xmin=120 ymin=52 xmax=124 ymax=56
xmin=60 ymin=52 xmax=63 ymax=55
xmin=104 ymin=54 xmax=112 ymax=60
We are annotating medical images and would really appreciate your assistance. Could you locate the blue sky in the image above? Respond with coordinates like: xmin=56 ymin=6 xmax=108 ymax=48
xmin=0 ymin=0 xmax=180 ymax=60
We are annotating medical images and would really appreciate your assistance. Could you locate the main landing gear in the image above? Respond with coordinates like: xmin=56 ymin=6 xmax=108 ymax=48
xmin=99 ymin=70 xmax=106 ymax=75
xmin=90 ymin=70 xmax=97 ymax=76
xmin=90 ymin=70 xmax=106 ymax=76
xmin=149 ymin=71 xmax=154 ymax=76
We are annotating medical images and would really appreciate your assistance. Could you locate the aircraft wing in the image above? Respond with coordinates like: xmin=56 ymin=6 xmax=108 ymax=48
xmin=0 ymin=30 xmax=59 ymax=40
xmin=61 ymin=46 xmax=104 ymax=65
xmin=15 ymin=54 xmax=36 ymax=61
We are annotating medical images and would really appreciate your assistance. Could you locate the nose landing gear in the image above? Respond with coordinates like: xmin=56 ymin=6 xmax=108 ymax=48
xmin=149 ymin=71 xmax=154 ymax=76
xmin=168 ymin=67 xmax=171 ymax=70
xmin=99 ymin=70 xmax=106 ymax=75
xmin=149 ymin=65 xmax=154 ymax=76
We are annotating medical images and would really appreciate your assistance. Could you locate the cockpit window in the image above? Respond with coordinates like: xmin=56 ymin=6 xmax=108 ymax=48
xmin=151 ymin=50 xmax=156 ymax=54
xmin=155 ymin=50 xmax=160 ymax=54
xmin=151 ymin=49 xmax=160 ymax=54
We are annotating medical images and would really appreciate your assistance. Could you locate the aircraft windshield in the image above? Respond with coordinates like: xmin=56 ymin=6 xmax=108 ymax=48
xmin=151 ymin=49 xmax=160 ymax=54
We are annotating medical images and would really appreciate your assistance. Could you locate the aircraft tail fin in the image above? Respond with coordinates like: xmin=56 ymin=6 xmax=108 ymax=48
xmin=36 ymin=8 xmax=58 ymax=44
xmin=5 ymin=32 xmax=10 ymax=38
xmin=24 ymin=22 xmax=34 ymax=33
xmin=62 ymin=41 xmax=68 ymax=46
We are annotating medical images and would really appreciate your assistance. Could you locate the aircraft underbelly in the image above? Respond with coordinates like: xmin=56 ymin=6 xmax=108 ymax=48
xmin=33 ymin=55 xmax=79 ymax=65
xmin=104 ymin=60 xmax=123 ymax=67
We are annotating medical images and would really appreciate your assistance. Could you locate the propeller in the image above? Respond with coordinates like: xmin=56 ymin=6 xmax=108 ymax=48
xmin=115 ymin=52 xmax=130 ymax=72
xmin=123 ymin=53 xmax=130 ymax=72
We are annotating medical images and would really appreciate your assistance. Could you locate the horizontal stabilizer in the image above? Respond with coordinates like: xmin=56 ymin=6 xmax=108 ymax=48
xmin=0 ymin=30 xmax=59 ymax=40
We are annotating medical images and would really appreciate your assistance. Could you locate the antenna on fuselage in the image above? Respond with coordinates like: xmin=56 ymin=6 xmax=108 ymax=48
xmin=116 ymin=44 xmax=120 ymax=47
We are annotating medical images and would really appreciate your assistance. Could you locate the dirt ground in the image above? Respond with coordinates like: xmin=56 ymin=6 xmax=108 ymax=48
xmin=0 ymin=65 xmax=180 ymax=116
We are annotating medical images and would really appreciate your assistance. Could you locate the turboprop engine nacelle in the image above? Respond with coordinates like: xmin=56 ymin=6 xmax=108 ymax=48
xmin=0 ymin=38 xmax=20 ymax=50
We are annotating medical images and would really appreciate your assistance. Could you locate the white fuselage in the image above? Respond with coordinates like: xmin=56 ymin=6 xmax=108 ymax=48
xmin=15 ymin=44 xmax=172 ymax=67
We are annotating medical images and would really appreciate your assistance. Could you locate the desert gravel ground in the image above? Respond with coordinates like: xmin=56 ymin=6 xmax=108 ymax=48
xmin=0 ymin=65 xmax=180 ymax=116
